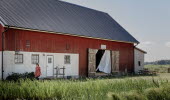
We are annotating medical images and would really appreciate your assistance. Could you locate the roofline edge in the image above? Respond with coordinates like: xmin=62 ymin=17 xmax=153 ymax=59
xmin=0 ymin=16 xmax=7 ymax=26
xmin=135 ymin=47 xmax=147 ymax=54
xmin=0 ymin=21 xmax=4 ymax=27
xmin=5 ymin=25 xmax=138 ymax=44
xmin=105 ymin=13 xmax=140 ymax=44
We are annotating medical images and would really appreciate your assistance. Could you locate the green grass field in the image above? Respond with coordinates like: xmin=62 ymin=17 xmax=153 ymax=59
xmin=145 ymin=64 xmax=170 ymax=73
xmin=0 ymin=65 xmax=170 ymax=100
xmin=1 ymin=73 xmax=170 ymax=100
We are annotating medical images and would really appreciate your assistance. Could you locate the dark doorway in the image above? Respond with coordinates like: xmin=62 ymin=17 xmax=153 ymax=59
xmin=96 ymin=49 xmax=105 ymax=72
xmin=138 ymin=61 xmax=141 ymax=66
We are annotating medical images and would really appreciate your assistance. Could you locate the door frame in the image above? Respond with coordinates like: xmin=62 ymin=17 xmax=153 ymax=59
xmin=46 ymin=55 xmax=54 ymax=77
xmin=88 ymin=48 xmax=119 ymax=76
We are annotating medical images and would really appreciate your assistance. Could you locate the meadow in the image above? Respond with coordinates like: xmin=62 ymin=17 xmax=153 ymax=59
xmin=145 ymin=64 xmax=170 ymax=73
xmin=0 ymin=65 xmax=170 ymax=100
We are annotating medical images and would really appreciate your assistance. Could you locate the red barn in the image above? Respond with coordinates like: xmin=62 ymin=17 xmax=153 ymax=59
xmin=0 ymin=0 xmax=139 ymax=79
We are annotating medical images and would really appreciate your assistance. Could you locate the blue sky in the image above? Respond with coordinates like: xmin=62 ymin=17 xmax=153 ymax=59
xmin=62 ymin=0 xmax=170 ymax=62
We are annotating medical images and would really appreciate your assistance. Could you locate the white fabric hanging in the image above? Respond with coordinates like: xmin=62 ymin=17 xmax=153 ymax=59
xmin=97 ymin=50 xmax=111 ymax=74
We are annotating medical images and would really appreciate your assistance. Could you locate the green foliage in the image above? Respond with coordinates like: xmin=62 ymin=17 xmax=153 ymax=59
xmin=144 ymin=88 xmax=163 ymax=100
xmin=145 ymin=64 xmax=170 ymax=73
xmin=6 ymin=72 xmax=35 ymax=81
xmin=161 ymin=85 xmax=170 ymax=100
xmin=107 ymin=92 xmax=121 ymax=100
xmin=1 ymin=74 xmax=170 ymax=100
xmin=145 ymin=60 xmax=170 ymax=65
xmin=124 ymin=92 xmax=146 ymax=100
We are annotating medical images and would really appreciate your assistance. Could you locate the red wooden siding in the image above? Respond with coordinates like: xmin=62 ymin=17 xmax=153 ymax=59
xmin=0 ymin=24 xmax=4 ymax=51
xmin=4 ymin=28 xmax=135 ymax=76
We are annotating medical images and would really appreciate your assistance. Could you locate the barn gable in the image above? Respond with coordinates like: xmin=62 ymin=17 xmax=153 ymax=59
xmin=0 ymin=0 xmax=139 ymax=43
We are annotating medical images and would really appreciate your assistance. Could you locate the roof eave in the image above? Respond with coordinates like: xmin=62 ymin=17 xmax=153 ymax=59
xmin=135 ymin=47 xmax=147 ymax=54
xmin=0 ymin=16 xmax=8 ymax=26
xmin=5 ymin=25 xmax=138 ymax=44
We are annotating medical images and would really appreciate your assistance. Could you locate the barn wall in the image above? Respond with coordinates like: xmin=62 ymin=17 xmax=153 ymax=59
xmin=4 ymin=28 xmax=135 ymax=76
xmin=3 ymin=51 xmax=79 ymax=79
xmin=0 ymin=24 xmax=4 ymax=51
xmin=134 ymin=49 xmax=144 ymax=73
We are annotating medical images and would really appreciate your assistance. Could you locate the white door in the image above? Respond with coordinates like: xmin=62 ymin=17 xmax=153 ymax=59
xmin=46 ymin=56 xmax=54 ymax=77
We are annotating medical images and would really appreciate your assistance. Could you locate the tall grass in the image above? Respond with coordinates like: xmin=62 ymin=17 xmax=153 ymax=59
xmin=145 ymin=64 xmax=170 ymax=73
xmin=0 ymin=77 xmax=169 ymax=100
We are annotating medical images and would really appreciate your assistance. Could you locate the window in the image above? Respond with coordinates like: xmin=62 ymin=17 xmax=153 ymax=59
xmin=101 ymin=44 xmax=106 ymax=49
xmin=48 ymin=58 xmax=52 ymax=63
xmin=32 ymin=54 xmax=39 ymax=64
xmin=138 ymin=61 xmax=141 ymax=66
xmin=15 ymin=54 xmax=23 ymax=64
xmin=66 ymin=44 xmax=70 ymax=50
xmin=64 ymin=55 xmax=70 ymax=64
xmin=26 ymin=40 xmax=30 ymax=47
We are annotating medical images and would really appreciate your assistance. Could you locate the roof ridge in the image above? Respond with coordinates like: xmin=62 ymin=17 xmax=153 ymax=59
xmin=58 ymin=0 xmax=106 ymax=14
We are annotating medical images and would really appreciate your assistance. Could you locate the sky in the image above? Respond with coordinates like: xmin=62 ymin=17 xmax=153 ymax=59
xmin=62 ymin=0 xmax=170 ymax=62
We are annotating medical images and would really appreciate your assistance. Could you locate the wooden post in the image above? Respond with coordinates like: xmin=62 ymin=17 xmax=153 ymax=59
xmin=111 ymin=51 xmax=120 ymax=73
xmin=63 ymin=66 xmax=65 ymax=78
xmin=88 ymin=48 xmax=97 ymax=77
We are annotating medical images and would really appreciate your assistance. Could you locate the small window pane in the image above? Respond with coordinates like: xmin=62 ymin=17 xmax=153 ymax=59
xmin=64 ymin=55 xmax=70 ymax=64
xmin=138 ymin=61 xmax=141 ymax=66
xmin=26 ymin=40 xmax=30 ymax=47
xmin=48 ymin=58 xmax=52 ymax=63
xmin=32 ymin=54 xmax=39 ymax=64
xmin=15 ymin=54 xmax=23 ymax=64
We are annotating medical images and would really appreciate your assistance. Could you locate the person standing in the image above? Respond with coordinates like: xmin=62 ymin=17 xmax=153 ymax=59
xmin=34 ymin=63 xmax=41 ymax=80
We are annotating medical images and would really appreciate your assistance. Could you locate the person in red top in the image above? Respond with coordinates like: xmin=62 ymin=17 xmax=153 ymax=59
xmin=34 ymin=63 xmax=41 ymax=80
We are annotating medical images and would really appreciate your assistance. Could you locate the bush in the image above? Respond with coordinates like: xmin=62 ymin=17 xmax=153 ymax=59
xmin=6 ymin=72 xmax=35 ymax=81
xmin=124 ymin=92 xmax=146 ymax=100
xmin=161 ymin=86 xmax=170 ymax=100
xmin=107 ymin=92 xmax=121 ymax=100
xmin=144 ymin=88 xmax=163 ymax=100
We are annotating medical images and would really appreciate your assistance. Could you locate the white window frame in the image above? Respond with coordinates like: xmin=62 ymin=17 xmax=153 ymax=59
xmin=15 ymin=54 xmax=23 ymax=64
xmin=32 ymin=54 xmax=39 ymax=64
xmin=64 ymin=55 xmax=71 ymax=64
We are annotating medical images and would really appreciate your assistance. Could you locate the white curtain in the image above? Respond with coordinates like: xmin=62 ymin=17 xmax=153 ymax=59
xmin=97 ymin=50 xmax=111 ymax=74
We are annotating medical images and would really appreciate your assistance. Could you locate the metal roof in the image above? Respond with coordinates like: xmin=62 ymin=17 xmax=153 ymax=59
xmin=0 ymin=0 xmax=139 ymax=43
xmin=135 ymin=47 xmax=147 ymax=54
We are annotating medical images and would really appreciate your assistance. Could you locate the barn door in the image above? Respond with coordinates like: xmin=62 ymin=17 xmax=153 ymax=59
xmin=111 ymin=51 xmax=120 ymax=72
xmin=46 ymin=56 xmax=54 ymax=77
xmin=88 ymin=48 xmax=97 ymax=77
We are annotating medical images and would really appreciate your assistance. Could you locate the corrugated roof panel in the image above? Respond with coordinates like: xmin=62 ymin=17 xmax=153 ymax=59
xmin=0 ymin=0 xmax=139 ymax=43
